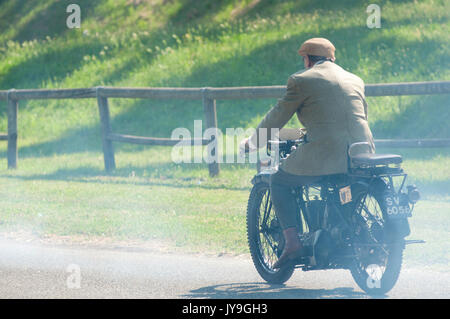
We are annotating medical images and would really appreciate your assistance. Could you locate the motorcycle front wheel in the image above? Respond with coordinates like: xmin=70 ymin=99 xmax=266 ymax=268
xmin=246 ymin=182 xmax=295 ymax=284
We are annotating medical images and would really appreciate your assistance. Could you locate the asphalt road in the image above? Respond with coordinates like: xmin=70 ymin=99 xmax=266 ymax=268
xmin=0 ymin=238 xmax=448 ymax=299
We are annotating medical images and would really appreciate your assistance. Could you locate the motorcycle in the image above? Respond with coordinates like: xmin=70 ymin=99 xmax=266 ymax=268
xmin=246 ymin=129 xmax=424 ymax=295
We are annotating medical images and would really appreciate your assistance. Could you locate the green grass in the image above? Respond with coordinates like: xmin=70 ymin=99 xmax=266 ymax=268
xmin=0 ymin=147 xmax=448 ymax=270
xmin=0 ymin=149 xmax=253 ymax=254
xmin=404 ymin=199 xmax=450 ymax=271
xmin=0 ymin=0 xmax=448 ymax=270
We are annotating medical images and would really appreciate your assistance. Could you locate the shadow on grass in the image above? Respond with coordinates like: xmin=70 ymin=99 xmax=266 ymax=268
xmin=164 ymin=0 xmax=232 ymax=26
xmin=162 ymin=0 xmax=421 ymax=27
xmin=0 ymin=0 xmax=101 ymax=43
xmin=0 ymin=40 xmax=106 ymax=95
xmin=182 ymin=281 xmax=374 ymax=299
xmin=2 ymin=166 xmax=448 ymax=197
xmin=0 ymin=162 xmax=254 ymax=192
xmin=242 ymin=0 xmax=414 ymax=17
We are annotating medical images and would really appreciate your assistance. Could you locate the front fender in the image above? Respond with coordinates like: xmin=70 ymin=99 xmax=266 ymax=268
xmin=251 ymin=168 xmax=277 ymax=185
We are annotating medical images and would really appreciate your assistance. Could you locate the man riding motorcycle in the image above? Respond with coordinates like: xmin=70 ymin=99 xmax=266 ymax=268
xmin=241 ymin=37 xmax=375 ymax=269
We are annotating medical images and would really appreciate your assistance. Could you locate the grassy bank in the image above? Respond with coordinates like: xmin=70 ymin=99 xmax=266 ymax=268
xmin=0 ymin=0 xmax=449 ymax=147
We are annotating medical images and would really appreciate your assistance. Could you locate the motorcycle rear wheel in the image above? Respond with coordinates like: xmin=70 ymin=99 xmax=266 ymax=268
xmin=246 ymin=182 xmax=295 ymax=284
xmin=349 ymin=191 xmax=404 ymax=296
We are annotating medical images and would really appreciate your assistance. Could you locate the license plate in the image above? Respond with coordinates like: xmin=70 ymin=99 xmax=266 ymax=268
xmin=384 ymin=192 xmax=411 ymax=219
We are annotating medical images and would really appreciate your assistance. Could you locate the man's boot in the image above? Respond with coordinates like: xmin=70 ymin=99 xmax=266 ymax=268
xmin=273 ymin=227 xmax=305 ymax=269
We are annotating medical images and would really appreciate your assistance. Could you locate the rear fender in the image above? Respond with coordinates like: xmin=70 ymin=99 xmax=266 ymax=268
xmin=370 ymin=178 xmax=411 ymax=240
xmin=354 ymin=177 xmax=410 ymax=240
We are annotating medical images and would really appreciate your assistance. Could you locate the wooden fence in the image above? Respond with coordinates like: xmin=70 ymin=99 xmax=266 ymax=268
xmin=0 ymin=80 xmax=449 ymax=177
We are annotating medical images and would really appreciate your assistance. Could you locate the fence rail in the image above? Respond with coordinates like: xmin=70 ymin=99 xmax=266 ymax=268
xmin=0 ymin=80 xmax=449 ymax=176
xmin=107 ymin=133 xmax=210 ymax=146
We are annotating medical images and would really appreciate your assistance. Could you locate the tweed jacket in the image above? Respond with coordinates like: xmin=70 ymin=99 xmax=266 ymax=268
xmin=250 ymin=61 xmax=375 ymax=176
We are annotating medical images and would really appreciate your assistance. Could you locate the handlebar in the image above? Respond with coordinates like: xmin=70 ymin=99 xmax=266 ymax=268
xmin=240 ymin=128 xmax=307 ymax=158
xmin=267 ymin=137 xmax=306 ymax=158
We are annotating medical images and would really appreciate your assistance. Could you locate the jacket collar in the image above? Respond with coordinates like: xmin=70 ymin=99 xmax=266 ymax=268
xmin=313 ymin=60 xmax=330 ymax=67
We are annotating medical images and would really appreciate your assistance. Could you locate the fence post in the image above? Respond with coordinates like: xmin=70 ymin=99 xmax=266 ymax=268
xmin=202 ymin=88 xmax=220 ymax=177
xmin=96 ymin=87 xmax=116 ymax=172
xmin=7 ymin=90 xmax=18 ymax=169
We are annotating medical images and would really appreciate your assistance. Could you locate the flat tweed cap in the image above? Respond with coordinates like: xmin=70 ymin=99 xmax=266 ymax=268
xmin=298 ymin=38 xmax=336 ymax=61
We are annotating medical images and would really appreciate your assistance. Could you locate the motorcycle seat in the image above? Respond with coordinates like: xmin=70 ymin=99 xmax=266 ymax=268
xmin=351 ymin=153 xmax=403 ymax=166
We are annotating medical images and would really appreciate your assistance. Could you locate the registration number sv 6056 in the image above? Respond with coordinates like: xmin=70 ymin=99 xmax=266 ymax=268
xmin=384 ymin=193 xmax=411 ymax=219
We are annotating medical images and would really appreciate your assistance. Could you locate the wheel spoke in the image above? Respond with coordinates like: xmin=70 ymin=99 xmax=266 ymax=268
xmin=261 ymin=190 xmax=271 ymax=227
xmin=255 ymin=189 xmax=282 ymax=270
